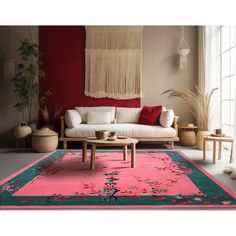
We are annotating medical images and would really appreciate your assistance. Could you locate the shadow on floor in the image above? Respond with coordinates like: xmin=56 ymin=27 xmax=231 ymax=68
xmin=65 ymin=142 xmax=168 ymax=150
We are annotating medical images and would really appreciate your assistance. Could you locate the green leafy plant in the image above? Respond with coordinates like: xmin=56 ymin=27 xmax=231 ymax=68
xmin=12 ymin=39 xmax=45 ymax=122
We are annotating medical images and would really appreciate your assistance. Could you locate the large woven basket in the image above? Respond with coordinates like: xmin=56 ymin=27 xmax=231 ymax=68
xmin=32 ymin=128 xmax=58 ymax=152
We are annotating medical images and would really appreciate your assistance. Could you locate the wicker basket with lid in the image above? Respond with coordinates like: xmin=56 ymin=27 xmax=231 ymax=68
xmin=32 ymin=128 xmax=58 ymax=152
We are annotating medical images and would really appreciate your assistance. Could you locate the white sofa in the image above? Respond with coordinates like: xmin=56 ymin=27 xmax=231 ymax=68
xmin=59 ymin=106 xmax=179 ymax=149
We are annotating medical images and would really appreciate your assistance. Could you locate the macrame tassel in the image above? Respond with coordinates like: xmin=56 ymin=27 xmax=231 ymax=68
xmin=179 ymin=55 xmax=188 ymax=69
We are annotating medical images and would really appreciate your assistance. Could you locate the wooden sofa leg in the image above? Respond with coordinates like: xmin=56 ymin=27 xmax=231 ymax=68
xmin=63 ymin=141 xmax=68 ymax=149
xmin=170 ymin=141 xmax=174 ymax=149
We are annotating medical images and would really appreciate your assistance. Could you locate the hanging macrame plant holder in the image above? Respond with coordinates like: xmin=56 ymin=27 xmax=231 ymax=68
xmin=177 ymin=26 xmax=190 ymax=69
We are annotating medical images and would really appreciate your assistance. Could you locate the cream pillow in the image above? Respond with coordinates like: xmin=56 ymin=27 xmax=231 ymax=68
xmin=65 ymin=109 xmax=81 ymax=128
xmin=75 ymin=106 xmax=116 ymax=123
xmin=87 ymin=111 xmax=111 ymax=124
xmin=159 ymin=109 xmax=174 ymax=128
xmin=116 ymin=107 xmax=142 ymax=123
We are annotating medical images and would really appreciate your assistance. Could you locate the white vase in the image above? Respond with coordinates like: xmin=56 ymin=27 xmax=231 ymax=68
xmin=196 ymin=131 xmax=212 ymax=150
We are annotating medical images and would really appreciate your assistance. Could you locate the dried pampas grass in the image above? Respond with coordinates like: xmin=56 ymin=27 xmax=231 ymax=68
xmin=161 ymin=86 xmax=218 ymax=131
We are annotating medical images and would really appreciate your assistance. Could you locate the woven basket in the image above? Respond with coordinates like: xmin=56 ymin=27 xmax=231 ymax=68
xmin=32 ymin=128 xmax=58 ymax=152
xmin=196 ymin=130 xmax=212 ymax=150
xmin=180 ymin=130 xmax=196 ymax=146
xmin=14 ymin=121 xmax=32 ymax=139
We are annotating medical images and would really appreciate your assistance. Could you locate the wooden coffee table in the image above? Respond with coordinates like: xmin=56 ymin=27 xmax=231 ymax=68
xmin=82 ymin=137 xmax=139 ymax=170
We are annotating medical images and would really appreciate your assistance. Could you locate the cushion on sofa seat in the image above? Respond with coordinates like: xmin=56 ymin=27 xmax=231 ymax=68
xmin=65 ymin=109 xmax=81 ymax=128
xmin=65 ymin=123 xmax=176 ymax=138
xmin=138 ymin=106 xmax=162 ymax=125
xmin=87 ymin=111 xmax=111 ymax=124
xmin=160 ymin=109 xmax=175 ymax=128
xmin=75 ymin=106 xmax=116 ymax=124
xmin=116 ymin=107 xmax=142 ymax=123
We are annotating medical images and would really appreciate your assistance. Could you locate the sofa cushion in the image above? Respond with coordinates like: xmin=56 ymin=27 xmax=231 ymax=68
xmin=87 ymin=111 xmax=111 ymax=124
xmin=116 ymin=107 xmax=142 ymax=123
xmin=65 ymin=109 xmax=81 ymax=128
xmin=75 ymin=106 xmax=116 ymax=124
xmin=65 ymin=123 xmax=176 ymax=138
xmin=138 ymin=106 xmax=162 ymax=125
xmin=160 ymin=109 xmax=175 ymax=128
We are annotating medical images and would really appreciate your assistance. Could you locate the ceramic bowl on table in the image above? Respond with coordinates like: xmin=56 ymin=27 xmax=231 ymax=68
xmin=95 ymin=130 xmax=109 ymax=140
xmin=107 ymin=131 xmax=117 ymax=141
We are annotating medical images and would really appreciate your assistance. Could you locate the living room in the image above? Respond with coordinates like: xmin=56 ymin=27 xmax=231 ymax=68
xmin=0 ymin=1 xmax=236 ymax=235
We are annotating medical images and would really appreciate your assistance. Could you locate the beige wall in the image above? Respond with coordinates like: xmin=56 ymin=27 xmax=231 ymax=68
xmin=0 ymin=26 xmax=38 ymax=147
xmin=142 ymin=26 xmax=198 ymax=123
xmin=0 ymin=26 xmax=197 ymax=147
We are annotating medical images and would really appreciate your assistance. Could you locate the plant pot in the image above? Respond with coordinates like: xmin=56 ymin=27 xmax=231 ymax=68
xmin=42 ymin=124 xmax=55 ymax=131
xmin=196 ymin=131 xmax=212 ymax=150
xmin=14 ymin=121 xmax=32 ymax=139
xmin=178 ymin=48 xmax=190 ymax=56
xmin=32 ymin=128 xmax=58 ymax=152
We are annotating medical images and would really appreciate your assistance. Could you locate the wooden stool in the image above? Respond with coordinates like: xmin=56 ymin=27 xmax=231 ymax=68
xmin=203 ymin=136 xmax=234 ymax=164
xmin=179 ymin=125 xmax=198 ymax=147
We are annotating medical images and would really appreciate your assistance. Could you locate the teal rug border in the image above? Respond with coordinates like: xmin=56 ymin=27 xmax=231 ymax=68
xmin=1 ymin=150 xmax=236 ymax=207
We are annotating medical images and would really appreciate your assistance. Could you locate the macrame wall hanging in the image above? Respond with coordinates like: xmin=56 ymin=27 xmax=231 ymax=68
xmin=85 ymin=26 xmax=143 ymax=99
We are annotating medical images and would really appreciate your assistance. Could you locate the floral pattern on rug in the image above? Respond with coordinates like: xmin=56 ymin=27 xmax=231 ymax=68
xmin=1 ymin=150 xmax=236 ymax=208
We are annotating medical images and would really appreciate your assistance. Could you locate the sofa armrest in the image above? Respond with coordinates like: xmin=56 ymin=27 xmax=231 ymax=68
xmin=60 ymin=116 xmax=65 ymax=138
xmin=172 ymin=116 xmax=179 ymax=137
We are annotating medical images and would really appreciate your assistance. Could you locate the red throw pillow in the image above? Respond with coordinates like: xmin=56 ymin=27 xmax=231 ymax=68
xmin=138 ymin=106 xmax=163 ymax=125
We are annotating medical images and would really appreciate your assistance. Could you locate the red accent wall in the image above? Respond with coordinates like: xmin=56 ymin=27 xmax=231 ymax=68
xmin=39 ymin=26 xmax=140 ymax=113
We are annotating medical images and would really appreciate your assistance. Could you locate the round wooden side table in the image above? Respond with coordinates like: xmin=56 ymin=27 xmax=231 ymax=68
xmin=179 ymin=125 xmax=198 ymax=147
xmin=203 ymin=135 xmax=234 ymax=164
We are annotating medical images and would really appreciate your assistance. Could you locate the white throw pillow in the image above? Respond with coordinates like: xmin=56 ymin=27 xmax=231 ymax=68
xmin=75 ymin=106 xmax=116 ymax=123
xmin=159 ymin=109 xmax=175 ymax=128
xmin=65 ymin=109 xmax=81 ymax=128
xmin=116 ymin=107 xmax=142 ymax=123
xmin=162 ymin=106 xmax=167 ymax=112
xmin=87 ymin=111 xmax=111 ymax=124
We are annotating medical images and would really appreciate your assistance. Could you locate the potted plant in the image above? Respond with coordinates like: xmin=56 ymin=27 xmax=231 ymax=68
xmin=12 ymin=39 xmax=45 ymax=136
xmin=162 ymin=86 xmax=218 ymax=150
xmin=40 ymin=104 xmax=63 ymax=131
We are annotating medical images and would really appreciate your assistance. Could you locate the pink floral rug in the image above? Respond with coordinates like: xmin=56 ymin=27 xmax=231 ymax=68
xmin=1 ymin=150 xmax=236 ymax=209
